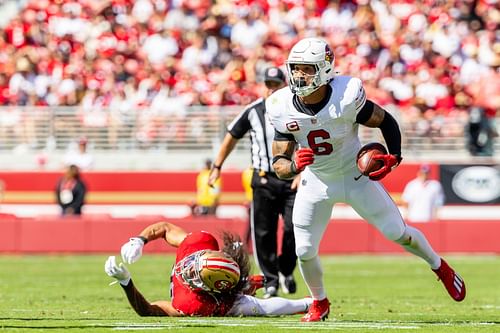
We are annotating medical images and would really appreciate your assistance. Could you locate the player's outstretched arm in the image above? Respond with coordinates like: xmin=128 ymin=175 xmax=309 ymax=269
xmin=121 ymin=279 xmax=182 ymax=317
xmin=105 ymin=256 xmax=180 ymax=316
xmin=138 ymin=221 xmax=188 ymax=247
xmin=121 ymin=222 xmax=188 ymax=264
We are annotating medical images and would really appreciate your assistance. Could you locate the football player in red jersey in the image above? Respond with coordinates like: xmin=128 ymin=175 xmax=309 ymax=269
xmin=105 ymin=221 xmax=312 ymax=317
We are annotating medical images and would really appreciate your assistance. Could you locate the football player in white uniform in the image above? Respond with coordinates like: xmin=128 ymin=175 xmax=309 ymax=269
xmin=267 ymin=38 xmax=466 ymax=322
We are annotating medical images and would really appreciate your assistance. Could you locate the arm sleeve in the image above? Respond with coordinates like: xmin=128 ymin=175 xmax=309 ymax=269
xmin=378 ymin=111 xmax=402 ymax=157
xmin=121 ymin=279 xmax=169 ymax=316
xmin=355 ymin=100 xmax=402 ymax=157
xmin=355 ymin=99 xmax=374 ymax=124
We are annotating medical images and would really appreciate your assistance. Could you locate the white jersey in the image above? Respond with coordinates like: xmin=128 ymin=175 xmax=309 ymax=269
xmin=266 ymin=75 xmax=366 ymax=179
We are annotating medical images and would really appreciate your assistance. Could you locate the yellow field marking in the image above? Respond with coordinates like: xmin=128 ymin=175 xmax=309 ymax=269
xmin=3 ymin=191 xmax=401 ymax=204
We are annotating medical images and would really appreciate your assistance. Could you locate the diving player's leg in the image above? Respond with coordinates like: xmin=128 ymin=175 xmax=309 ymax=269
xmin=227 ymin=295 xmax=313 ymax=316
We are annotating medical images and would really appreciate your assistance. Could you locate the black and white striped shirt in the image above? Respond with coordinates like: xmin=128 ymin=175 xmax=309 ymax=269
xmin=227 ymin=97 xmax=276 ymax=173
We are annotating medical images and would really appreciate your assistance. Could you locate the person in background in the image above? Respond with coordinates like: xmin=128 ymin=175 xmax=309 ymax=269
xmin=63 ymin=136 xmax=94 ymax=170
xmin=402 ymin=164 xmax=445 ymax=222
xmin=208 ymin=67 xmax=299 ymax=299
xmin=466 ymin=106 xmax=498 ymax=157
xmin=191 ymin=158 xmax=221 ymax=216
xmin=105 ymin=220 xmax=313 ymax=317
xmin=55 ymin=164 xmax=87 ymax=215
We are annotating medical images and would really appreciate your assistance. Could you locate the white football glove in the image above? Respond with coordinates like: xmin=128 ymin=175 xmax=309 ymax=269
xmin=105 ymin=256 xmax=131 ymax=286
xmin=121 ymin=237 xmax=145 ymax=264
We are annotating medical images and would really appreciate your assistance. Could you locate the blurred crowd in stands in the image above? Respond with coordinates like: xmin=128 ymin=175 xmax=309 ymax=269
xmin=0 ymin=0 xmax=498 ymax=153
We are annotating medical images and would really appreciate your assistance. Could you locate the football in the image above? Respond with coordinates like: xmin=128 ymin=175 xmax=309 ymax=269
xmin=356 ymin=142 xmax=388 ymax=176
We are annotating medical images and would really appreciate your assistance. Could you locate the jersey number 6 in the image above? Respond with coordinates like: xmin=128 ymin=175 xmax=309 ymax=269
xmin=307 ymin=130 xmax=333 ymax=155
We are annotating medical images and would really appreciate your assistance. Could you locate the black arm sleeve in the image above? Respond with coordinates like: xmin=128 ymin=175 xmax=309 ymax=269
xmin=378 ymin=112 xmax=402 ymax=157
xmin=355 ymin=100 xmax=374 ymax=124
xmin=274 ymin=129 xmax=295 ymax=141
xmin=121 ymin=280 xmax=169 ymax=317
xmin=355 ymin=100 xmax=401 ymax=157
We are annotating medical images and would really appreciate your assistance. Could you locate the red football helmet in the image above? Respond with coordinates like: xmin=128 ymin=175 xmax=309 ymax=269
xmin=174 ymin=250 xmax=240 ymax=293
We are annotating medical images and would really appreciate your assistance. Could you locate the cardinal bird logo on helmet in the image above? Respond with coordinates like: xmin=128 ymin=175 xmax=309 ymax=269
xmin=324 ymin=45 xmax=333 ymax=63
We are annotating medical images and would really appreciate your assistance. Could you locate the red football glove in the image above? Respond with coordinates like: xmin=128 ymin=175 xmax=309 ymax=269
xmin=242 ymin=275 xmax=265 ymax=296
xmin=292 ymin=148 xmax=314 ymax=174
xmin=368 ymin=154 xmax=401 ymax=181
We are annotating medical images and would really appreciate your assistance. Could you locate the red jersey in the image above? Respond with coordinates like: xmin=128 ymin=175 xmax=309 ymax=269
xmin=171 ymin=231 xmax=233 ymax=316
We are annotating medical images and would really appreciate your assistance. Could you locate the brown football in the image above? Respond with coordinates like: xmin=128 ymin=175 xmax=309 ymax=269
xmin=356 ymin=142 xmax=388 ymax=176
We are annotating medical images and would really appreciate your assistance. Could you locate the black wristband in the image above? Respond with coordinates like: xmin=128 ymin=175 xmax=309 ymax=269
xmin=138 ymin=236 xmax=148 ymax=244
xmin=212 ymin=164 xmax=221 ymax=170
xmin=272 ymin=154 xmax=291 ymax=165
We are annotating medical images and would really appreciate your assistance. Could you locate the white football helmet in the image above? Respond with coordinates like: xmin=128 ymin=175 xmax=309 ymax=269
xmin=286 ymin=38 xmax=335 ymax=97
xmin=174 ymin=250 xmax=240 ymax=293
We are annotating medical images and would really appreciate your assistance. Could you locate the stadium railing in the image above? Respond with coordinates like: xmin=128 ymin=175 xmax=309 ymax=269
xmin=0 ymin=106 xmax=497 ymax=170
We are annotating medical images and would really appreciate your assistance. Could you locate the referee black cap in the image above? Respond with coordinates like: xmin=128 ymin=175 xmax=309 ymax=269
xmin=264 ymin=67 xmax=286 ymax=84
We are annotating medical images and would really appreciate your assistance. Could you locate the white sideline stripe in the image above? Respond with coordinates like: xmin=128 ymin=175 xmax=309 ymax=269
xmin=108 ymin=320 xmax=500 ymax=330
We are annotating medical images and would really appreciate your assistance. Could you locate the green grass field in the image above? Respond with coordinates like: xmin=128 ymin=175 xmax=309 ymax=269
xmin=1 ymin=254 xmax=499 ymax=332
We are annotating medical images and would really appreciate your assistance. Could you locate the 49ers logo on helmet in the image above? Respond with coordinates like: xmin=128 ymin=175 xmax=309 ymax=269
xmin=214 ymin=279 xmax=234 ymax=291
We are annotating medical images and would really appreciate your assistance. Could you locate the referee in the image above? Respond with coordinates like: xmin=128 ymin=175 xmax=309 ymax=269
xmin=208 ymin=67 xmax=298 ymax=298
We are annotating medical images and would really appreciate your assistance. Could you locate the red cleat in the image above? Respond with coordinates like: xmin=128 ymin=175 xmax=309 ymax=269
xmin=432 ymin=258 xmax=466 ymax=302
xmin=301 ymin=298 xmax=330 ymax=322
xmin=243 ymin=275 xmax=265 ymax=296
